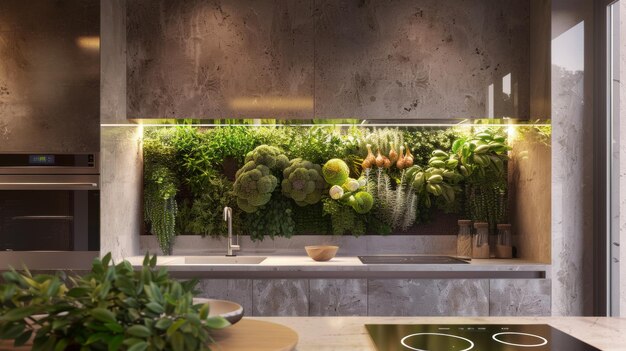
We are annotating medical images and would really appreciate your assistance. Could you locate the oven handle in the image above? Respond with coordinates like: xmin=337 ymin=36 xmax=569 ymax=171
xmin=0 ymin=182 xmax=98 ymax=190
xmin=12 ymin=215 xmax=74 ymax=220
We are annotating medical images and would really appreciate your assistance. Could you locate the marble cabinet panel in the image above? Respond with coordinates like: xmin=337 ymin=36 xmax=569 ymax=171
xmin=196 ymin=279 xmax=253 ymax=316
xmin=252 ymin=279 xmax=310 ymax=316
xmin=127 ymin=0 xmax=314 ymax=119
xmin=0 ymin=0 xmax=99 ymax=152
xmin=489 ymin=279 xmax=551 ymax=316
xmin=368 ymin=279 xmax=489 ymax=316
xmin=314 ymin=0 xmax=530 ymax=120
xmin=309 ymin=279 xmax=367 ymax=316
xmin=126 ymin=0 xmax=531 ymax=120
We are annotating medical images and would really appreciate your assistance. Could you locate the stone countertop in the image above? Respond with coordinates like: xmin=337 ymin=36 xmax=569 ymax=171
xmin=247 ymin=316 xmax=626 ymax=351
xmin=126 ymin=255 xmax=549 ymax=279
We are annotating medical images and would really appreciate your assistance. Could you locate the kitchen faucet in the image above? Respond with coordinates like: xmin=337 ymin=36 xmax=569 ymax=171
xmin=224 ymin=207 xmax=240 ymax=256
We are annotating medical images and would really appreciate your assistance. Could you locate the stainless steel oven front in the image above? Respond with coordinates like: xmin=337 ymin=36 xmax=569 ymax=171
xmin=0 ymin=153 xmax=99 ymax=267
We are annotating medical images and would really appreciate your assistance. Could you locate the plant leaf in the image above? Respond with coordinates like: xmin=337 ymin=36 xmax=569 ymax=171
xmin=205 ymin=316 xmax=230 ymax=329
xmin=0 ymin=306 xmax=38 ymax=322
xmin=126 ymin=325 xmax=151 ymax=338
xmin=127 ymin=341 xmax=148 ymax=351
xmin=90 ymin=308 xmax=116 ymax=324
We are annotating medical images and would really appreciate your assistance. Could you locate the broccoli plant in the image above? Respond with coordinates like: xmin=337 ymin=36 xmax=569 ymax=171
xmin=281 ymin=158 xmax=326 ymax=206
xmin=243 ymin=145 xmax=290 ymax=172
xmin=233 ymin=163 xmax=277 ymax=213
xmin=233 ymin=145 xmax=290 ymax=213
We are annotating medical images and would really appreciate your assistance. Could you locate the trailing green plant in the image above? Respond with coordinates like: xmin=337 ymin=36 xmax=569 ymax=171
xmin=0 ymin=253 xmax=229 ymax=350
xmin=242 ymin=193 xmax=295 ymax=240
xmin=281 ymin=158 xmax=326 ymax=206
xmin=144 ymin=134 xmax=179 ymax=255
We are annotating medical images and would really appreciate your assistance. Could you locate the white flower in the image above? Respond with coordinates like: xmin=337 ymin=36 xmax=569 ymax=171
xmin=358 ymin=177 xmax=367 ymax=187
xmin=329 ymin=185 xmax=344 ymax=200
xmin=344 ymin=179 xmax=360 ymax=192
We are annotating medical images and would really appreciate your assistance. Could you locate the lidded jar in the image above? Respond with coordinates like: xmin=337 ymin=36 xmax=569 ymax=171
xmin=456 ymin=220 xmax=473 ymax=259
xmin=472 ymin=222 xmax=490 ymax=259
xmin=495 ymin=223 xmax=513 ymax=258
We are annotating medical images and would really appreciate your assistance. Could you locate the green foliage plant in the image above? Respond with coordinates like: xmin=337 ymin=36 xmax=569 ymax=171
xmin=0 ymin=253 xmax=229 ymax=351
xmin=182 ymin=176 xmax=237 ymax=237
xmin=450 ymin=128 xmax=510 ymax=231
xmin=242 ymin=193 xmax=295 ymax=240
xmin=143 ymin=133 xmax=179 ymax=255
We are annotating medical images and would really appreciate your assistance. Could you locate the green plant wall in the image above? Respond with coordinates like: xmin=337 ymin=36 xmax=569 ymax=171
xmin=142 ymin=123 xmax=544 ymax=254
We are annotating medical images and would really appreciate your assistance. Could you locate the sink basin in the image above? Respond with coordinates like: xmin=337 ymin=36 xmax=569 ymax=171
xmin=358 ymin=255 xmax=470 ymax=264
xmin=183 ymin=256 xmax=267 ymax=264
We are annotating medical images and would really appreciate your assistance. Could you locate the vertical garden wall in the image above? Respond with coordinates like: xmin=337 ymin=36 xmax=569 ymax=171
xmin=142 ymin=122 xmax=547 ymax=255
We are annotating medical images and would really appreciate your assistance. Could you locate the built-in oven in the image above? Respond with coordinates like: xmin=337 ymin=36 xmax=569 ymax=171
xmin=0 ymin=153 xmax=99 ymax=268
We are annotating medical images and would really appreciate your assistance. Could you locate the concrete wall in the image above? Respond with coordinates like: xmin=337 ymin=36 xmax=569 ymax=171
xmin=0 ymin=0 xmax=99 ymax=152
xmin=125 ymin=0 xmax=531 ymax=120
xmin=551 ymin=0 xmax=595 ymax=316
xmin=100 ymin=0 xmax=143 ymax=260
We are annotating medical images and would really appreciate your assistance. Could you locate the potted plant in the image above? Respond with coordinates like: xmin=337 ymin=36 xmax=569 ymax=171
xmin=0 ymin=253 xmax=229 ymax=350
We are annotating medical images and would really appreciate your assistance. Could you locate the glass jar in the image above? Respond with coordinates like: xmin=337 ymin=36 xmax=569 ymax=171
xmin=472 ymin=222 xmax=490 ymax=259
xmin=456 ymin=220 xmax=473 ymax=258
xmin=496 ymin=223 xmax=513 ymax=258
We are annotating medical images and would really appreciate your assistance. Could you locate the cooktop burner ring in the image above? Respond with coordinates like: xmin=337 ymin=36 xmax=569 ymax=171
xmin=492 ymin=332 xmax=548 ymax=347
xmin=400 ymin=332 xmax=475 ymax=351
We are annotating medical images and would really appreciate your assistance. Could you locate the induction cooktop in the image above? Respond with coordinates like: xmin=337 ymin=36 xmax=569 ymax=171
xmin=358 ymin=255 xmax=469 ymax=264
xmin=365 ymin=324 xmax=599 ymax=351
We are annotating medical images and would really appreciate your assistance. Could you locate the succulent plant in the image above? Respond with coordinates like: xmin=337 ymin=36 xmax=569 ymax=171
xmin=281 ymin=158 xmax=326 ymax=206
xmin=322 ymin=159 xmax=350 ymax=186
xmin=0 ymin=253 xmax=229 ymax=351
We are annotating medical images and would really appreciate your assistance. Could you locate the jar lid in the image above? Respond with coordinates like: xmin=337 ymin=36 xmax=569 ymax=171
xmin=497 ymin=224 xmax=512 ymax=229
xmin=473 ymin=222 xmax=489 ymax=228
xmin=458 ymin=220 xmax=472 ymax=225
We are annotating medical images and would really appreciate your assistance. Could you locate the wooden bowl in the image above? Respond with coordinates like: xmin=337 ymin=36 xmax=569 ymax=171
xmin=305 ymin=245 xmax=339 ymax=262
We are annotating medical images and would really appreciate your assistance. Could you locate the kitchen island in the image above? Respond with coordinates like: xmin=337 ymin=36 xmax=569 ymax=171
xmin=240 ymin=316 xmax=626 ymax=351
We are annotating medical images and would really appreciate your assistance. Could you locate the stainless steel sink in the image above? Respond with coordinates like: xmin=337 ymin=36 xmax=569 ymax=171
xmin=183 ymin=256 xmax=267 ymax=265
xmin=358 ymin=255 xmax=470 ymax=264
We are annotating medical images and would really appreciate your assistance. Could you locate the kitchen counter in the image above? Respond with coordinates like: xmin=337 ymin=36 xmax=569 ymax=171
xmin=247 ymin=316 xmax=626 ymax=351
xmin=126 ymin=255 xmax=549 ymax=279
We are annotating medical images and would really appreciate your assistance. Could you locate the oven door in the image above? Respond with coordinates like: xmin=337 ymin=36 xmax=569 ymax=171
xmin=0 ymin=175 xmax=99 ymax=252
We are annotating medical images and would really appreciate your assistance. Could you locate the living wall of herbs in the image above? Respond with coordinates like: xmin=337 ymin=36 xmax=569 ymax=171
xmin=143 ymin=125 xmax=511 ymax=254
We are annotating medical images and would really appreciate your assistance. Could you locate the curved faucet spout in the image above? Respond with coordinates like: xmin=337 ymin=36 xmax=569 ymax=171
xmin=223 ymin=206 xmax=239 ymax=256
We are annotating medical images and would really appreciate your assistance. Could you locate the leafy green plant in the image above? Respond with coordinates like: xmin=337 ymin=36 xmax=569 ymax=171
xmin=450 ymin=128 xmax=510 ymax=231
xmin=144 ymin=134 xmax=179 ymax=255
xmin=322 ymin=198 xmax=367 ymax=236
xmin=0 ymin=253 xmax=229 ymax=350
xmin=181 ymin=176 xmax=237 ymax=237
xmin=242 ymin=193 xmax=295 ymax=240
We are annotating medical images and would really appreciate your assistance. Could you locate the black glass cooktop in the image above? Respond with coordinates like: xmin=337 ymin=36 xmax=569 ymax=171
xmin=358 ymin=255 xmax=469 ymax=264
xmin=365 ymin=324 xmax=599 ymax=351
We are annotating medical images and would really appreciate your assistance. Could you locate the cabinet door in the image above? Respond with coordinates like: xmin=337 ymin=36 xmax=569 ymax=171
xmin=0 ymin=0 xmax=100 ymax=152
xmin=489 ymin=279 xmax=551 ymax=316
